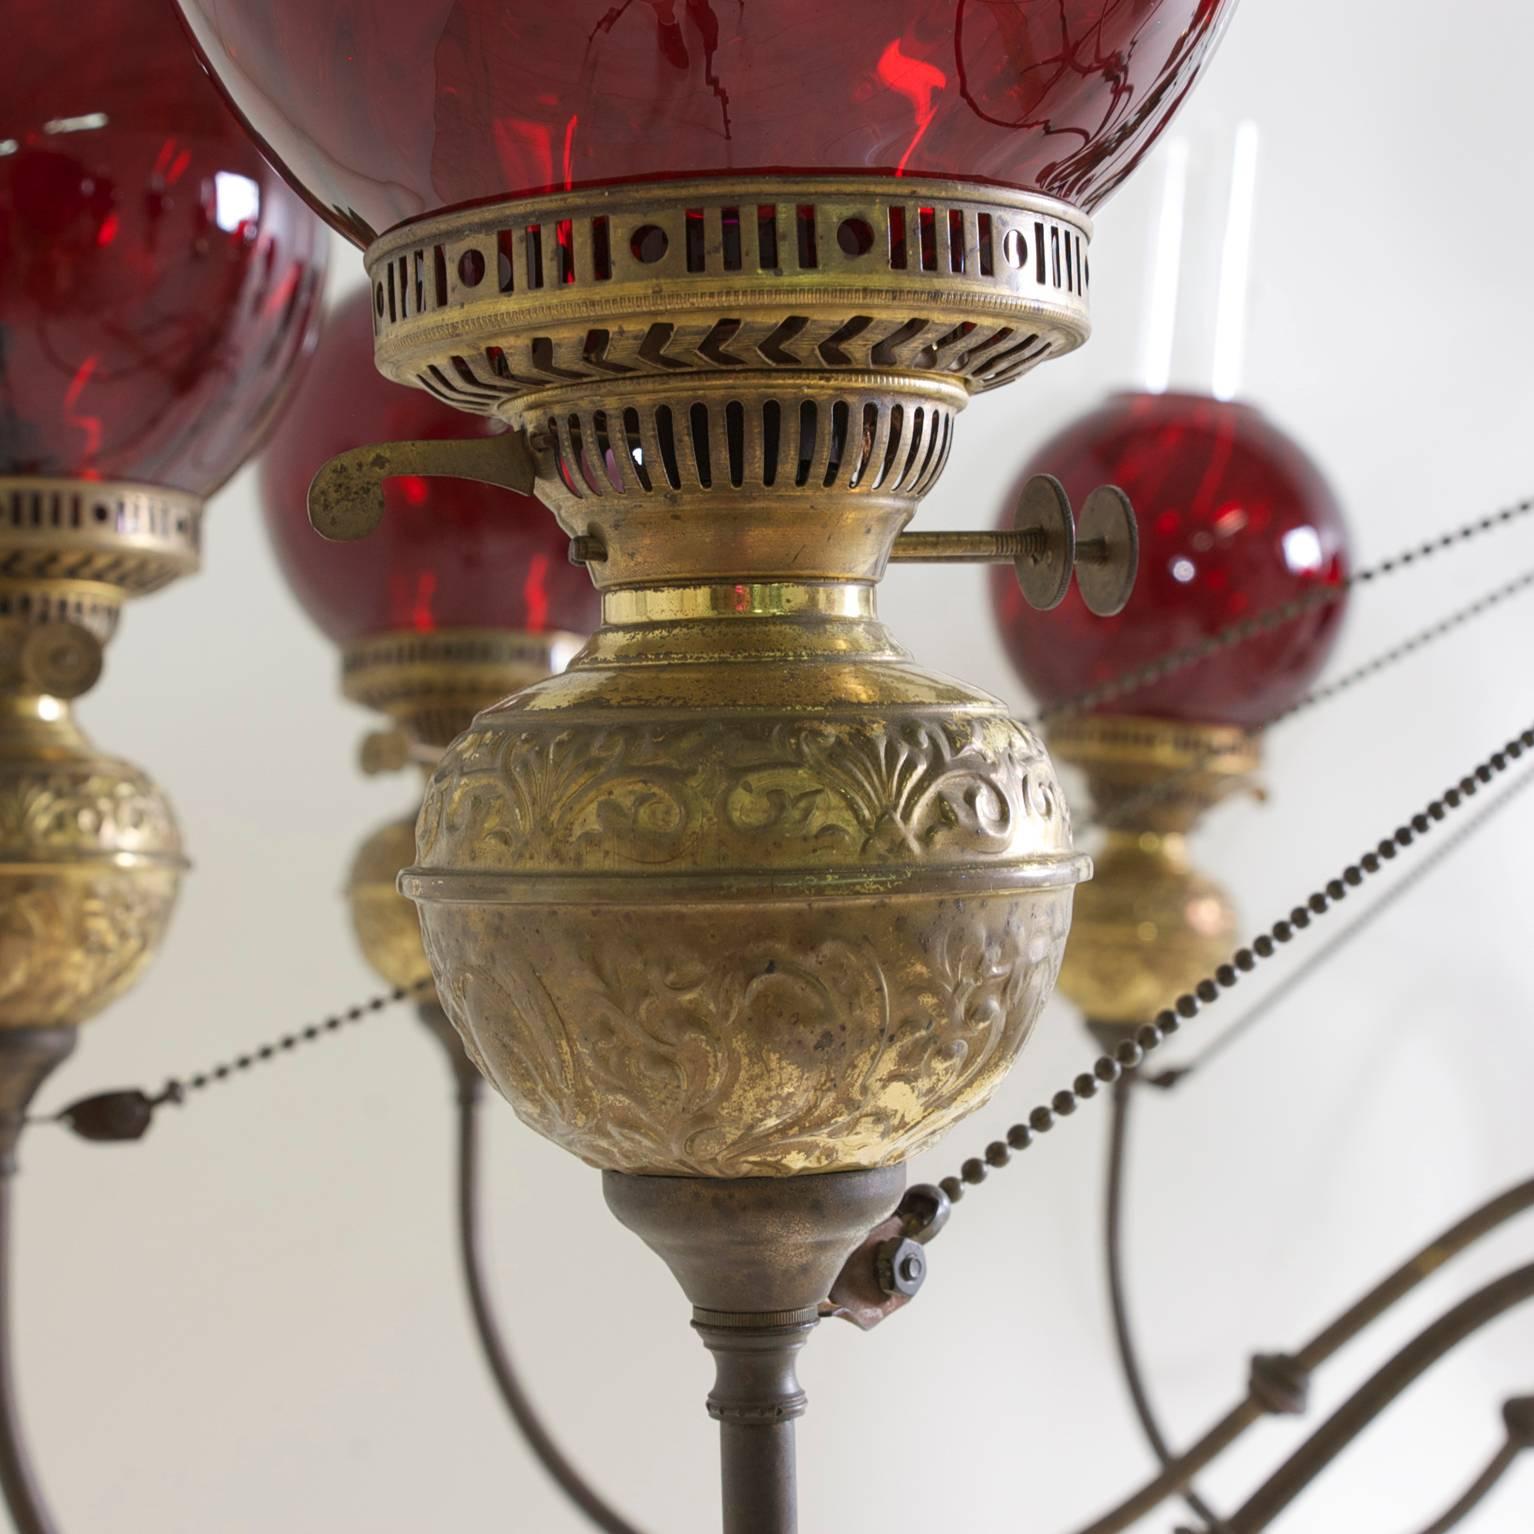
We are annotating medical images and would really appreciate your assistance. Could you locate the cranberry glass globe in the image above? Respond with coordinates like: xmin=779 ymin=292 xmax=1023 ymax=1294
xmin=174 ymin=0 xmax=1237 ymax=244
xmin=0 ymin=0 xmax=327 ymax=495
xmin=260 ymin=286 xmax=599 ymax=644
xmin=992 ymin=392 xmax=1349 ymax=728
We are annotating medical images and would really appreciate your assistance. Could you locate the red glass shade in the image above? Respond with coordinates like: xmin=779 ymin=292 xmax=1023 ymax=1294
xmin=174 ymin=0 xmax=1237 ymax=245
xmin=0 ymin=0 xmax=326 ymax=496
xmin=260 ymin=286 xmax=599 ymax=644
xmin=991 ymin=393 xmax=1350 ymax=728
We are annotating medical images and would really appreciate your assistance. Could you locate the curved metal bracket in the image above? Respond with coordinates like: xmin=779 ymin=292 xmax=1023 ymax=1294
xmin=0 ymin=1029 xmax=76 ymax=1534
xmin=307 ymin=431 xmax=541 ymax=543
xmin=1071 ymin=1172 xmax=1534 ymax=1534
xmin=1225 ymin=1267 xmax=1534 ymax=1532
xmin=449 ymin=1035 xmax=645 ymax=1534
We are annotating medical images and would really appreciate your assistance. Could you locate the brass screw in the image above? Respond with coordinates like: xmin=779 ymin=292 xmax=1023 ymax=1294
xmin=568 ymin=535 xmax=608 ymax=566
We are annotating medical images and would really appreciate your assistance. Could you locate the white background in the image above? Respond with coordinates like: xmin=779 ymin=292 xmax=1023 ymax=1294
xmin=20 ymin=1 xmax=1534 ymax=1530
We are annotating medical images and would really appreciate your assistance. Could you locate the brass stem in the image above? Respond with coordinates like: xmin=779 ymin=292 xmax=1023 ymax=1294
xmin=694 ymin=1313 xmax=814 ymax=1534
xmin=603 ymin=1170 xmax=904 ymax=1533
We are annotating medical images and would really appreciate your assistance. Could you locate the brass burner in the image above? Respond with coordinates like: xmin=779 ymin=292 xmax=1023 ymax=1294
xmin=318 ymin=176 xmax=1106 ymax=1179
xmin=1048 ymin=715 xmax=1259 ymax=1030
xmin=365 ymin=176 xmax=1091 ymax=411
xmin=0 ymin=477 xmax=201 ymax=642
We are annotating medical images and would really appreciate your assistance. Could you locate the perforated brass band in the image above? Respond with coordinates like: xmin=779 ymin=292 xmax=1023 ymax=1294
xmin=0 ymin=477 xmax=203 ymax=642
xmin=364 ymin=175 xmax=1091 ymax=411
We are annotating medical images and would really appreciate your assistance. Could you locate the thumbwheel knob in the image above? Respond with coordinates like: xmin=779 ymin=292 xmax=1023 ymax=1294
xmin=1073 ymin=485 xmax=1139 ymax=617
xmin=1011 ymin=473 xmax=1076 ymax=611
xmin=21 ymin=623 xmax=103 ymax=698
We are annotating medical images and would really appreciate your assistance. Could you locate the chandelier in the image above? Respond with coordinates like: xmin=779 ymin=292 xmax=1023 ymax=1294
xmin=4 ymin=3 xmax=1532 ymax=1531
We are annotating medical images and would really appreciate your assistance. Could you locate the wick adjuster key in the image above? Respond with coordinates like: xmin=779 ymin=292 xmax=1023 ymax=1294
xmin=887 ymin=473 xmax=1139 ymax=616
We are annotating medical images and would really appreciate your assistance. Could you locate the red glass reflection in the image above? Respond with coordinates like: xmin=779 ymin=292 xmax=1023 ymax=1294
xmin=0 ymin=0 xmax=326 ymax=496
xmin=992 ymin=392 xmax=1349 ymax=728
xmin=260 ymin=287 xmax=599 ymax=643
xmin=174 ymin=0 xmax=1237 ymax=245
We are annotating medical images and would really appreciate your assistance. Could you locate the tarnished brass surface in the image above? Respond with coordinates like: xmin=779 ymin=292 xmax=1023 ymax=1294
xmin=1051 ymin=715 xmax=1257 ymax=1028
xmin=355 ymin=176 xmax=1092 ymax=593
xmin=0 ymin=690 xmax=183 ymax=1029
xmin=405 ymin=584 xmax=1087 ymax=1176
xmin=0 ymin=477 xmax=202 ymax=640
xmin=365 ymin=177 xmax=1091 ymax=411
xmin=341 ymin=627 xmax=584 ymax=752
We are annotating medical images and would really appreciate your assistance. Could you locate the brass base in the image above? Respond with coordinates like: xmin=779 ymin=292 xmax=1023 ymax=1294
xmin=1061 ymin=831 xmax=1239 ymax=1030
xmin=1049 ymin=713 xmax=1260 ymax=835
xmin=1051 ymin=715 xmax=1257 ymax=1029
xmin=343 ymin=626 xmax=583 ymax=1012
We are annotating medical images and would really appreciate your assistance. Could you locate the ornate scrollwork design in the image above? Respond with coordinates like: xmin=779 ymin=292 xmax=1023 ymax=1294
xmin=417 ymin=711 xmax=1067 ymax=876
xmin=0 ymin=741 xmax=183 ymax=1028
xmin=0 ymin=765 xmax=181 ymax=862
xmin=422 ymin=888 xmax=1073 ymax=1176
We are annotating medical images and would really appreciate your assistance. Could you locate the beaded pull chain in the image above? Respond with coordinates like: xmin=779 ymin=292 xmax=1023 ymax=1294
xmin=939 ymin=726 xmax=1534 ymax=1210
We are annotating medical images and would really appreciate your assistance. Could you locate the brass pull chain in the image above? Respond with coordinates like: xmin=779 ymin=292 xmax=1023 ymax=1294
xmin=1082 ymin=563 xmax=1534 ymax=834
xmin=937 ymin=722 xmax=1534 ymax=1211
xmin=1042 ymin=492 xmax=1534 ymax=724
xmin=46 ymin=979 xmax=436 ymax=1142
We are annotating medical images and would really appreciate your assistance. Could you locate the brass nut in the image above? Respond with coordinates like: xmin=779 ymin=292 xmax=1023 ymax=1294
xmin=875 ymin=1237 xmax=928 ymax=1299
